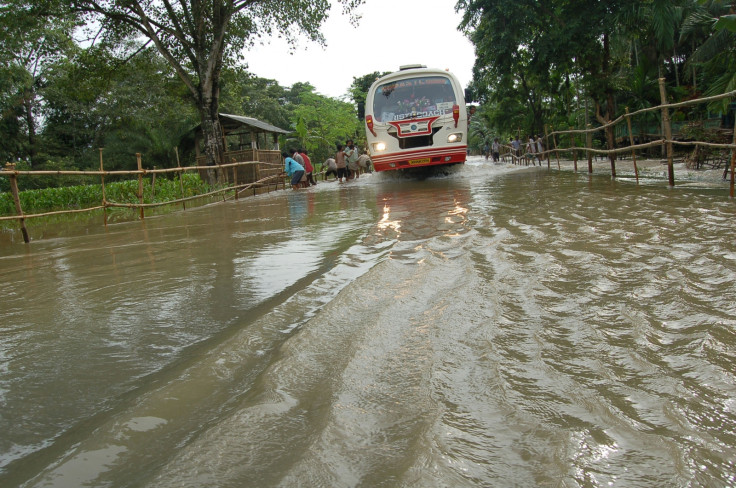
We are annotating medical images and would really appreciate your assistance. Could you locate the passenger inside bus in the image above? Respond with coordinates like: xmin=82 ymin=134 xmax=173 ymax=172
xmin=374 ymin=77 xmax=456 ymax=122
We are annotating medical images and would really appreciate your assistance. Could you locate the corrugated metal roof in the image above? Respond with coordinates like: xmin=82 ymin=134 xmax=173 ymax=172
xmin=219 ymin=113 xmax=291 ymax=134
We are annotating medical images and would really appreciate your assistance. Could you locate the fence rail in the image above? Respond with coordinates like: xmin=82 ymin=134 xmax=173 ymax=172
xmin=502 ymin=80 xmax=736 ymax=196
xmin=1 ymin=155 xmax=286 ymax=243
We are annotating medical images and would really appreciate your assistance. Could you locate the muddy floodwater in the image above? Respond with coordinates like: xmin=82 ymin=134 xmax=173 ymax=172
xmin=1 ymin=158 xmax=735 ymax=487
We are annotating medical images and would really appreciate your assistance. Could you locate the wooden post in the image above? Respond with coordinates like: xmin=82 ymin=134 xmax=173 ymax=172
xmin=571 ymin=133 xmax=578 ymax=172
xmin=5 ymin=163 xmax=30 ymax=243
xmin=544 ymin=125 xmax=551 ymax=168
xmin=552 ymin=127 xmax=560 ymax=169
xmin=517 ymin=128 xmax=521 ymax=166
xmin=151 ymin=166 xmax=157 ymax=199
xmin=136 ymin=153 xmax=144 ymax=219
xmin=658 ymin=78 xmax=676 ymax=187
xmin=99 ymin=148 xmax=108 ymax=227
xmin=175 ymin=147 xmax=186 ymax=210
xmin=586 ymin=124 xmax=593 ymax=173
xmin=233 ymin=159 xmax=239 ymax=201
xmin=625 ymin=107 xmax=639 ymax=184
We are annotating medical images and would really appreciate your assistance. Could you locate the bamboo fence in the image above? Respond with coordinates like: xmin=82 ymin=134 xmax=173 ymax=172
xmin=503 ymin=81 xmax=736 ymax=196
xmin=1 ymin=155 xmax=287 ymax=243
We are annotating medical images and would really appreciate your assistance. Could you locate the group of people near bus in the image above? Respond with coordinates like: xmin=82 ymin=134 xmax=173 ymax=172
xmin=282 ymin=140 xmax=372 ymax=190
xmin=503 ymin=135 xmax=545 ymax=165
xmin=329 ymin=139 xmax=372 ymax=183
xmin=482 ymin=135 xmax=544 ymax=165
xmin=282 ymin=148 xmax=317 ymax=190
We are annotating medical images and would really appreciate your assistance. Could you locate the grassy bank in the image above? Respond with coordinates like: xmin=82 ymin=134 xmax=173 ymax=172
xmin=0 ymin=173 xmax=214 ymax=217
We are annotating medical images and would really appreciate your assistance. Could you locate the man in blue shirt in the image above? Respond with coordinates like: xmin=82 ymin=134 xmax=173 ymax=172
xmin=282 ymin=152 xmax=305 ymax=190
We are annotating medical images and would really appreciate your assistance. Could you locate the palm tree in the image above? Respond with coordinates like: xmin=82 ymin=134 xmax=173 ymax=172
xmin=681 ymin=1 xmax=736 ymax=110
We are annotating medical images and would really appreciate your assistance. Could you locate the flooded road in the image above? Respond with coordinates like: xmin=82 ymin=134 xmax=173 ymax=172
xmin=1 ymin=158 xmax=735 ymax=487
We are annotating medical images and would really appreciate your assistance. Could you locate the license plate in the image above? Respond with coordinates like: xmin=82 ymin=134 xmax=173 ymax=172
xmin=409 ymin=158 xmax=430 ymax=165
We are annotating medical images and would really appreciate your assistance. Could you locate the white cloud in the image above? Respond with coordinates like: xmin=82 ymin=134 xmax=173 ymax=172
xmin=243 ymin=0 xmax=475 ymax=99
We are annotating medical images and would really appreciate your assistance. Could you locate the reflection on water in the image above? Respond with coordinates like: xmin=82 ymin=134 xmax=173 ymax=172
xmin=369 ymin=179 xmax=472 ymax=263
xmin=1 ymin=160 xmax=735 ymax=487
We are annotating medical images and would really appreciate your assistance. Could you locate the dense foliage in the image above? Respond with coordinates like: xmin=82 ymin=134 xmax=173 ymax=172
xmin=0 ymin=2 xmax=374 ymax=192
xmin=64 ymin=0 xmax=364 ymax=168
xmin=0 ymin=0 xmax=364 ymax=178
xmin=457 ymin=0 xmax=736 ymax=157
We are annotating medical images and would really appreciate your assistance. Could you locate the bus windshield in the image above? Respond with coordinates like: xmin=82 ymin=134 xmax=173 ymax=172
xmin=372 ymin=76 xmax=457 ymax=123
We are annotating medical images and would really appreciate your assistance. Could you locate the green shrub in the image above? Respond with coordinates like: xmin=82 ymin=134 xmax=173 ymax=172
xmin=1 ymin=172 xmax=215 ymax=217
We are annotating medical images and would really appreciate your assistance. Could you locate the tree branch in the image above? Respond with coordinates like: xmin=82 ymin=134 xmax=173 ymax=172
xmin=126 ymin=0 xmax=201 ymax=101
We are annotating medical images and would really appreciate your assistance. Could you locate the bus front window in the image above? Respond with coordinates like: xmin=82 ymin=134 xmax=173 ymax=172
xmin=373 ymin=76 xmax=456 ymax=122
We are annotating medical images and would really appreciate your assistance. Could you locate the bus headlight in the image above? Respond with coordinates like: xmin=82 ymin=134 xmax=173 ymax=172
xmin=447 ymin=133 xmax=463 ymax=143
xmin=373 ymin=142 xmax=387 ymax=152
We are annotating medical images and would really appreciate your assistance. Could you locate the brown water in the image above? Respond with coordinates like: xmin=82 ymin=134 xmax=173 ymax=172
xmin=1 ymin=158 xmax=735 ymax=487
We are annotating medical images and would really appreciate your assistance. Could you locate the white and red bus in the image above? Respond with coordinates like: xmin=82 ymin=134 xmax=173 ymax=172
xmin=364 ymin=65 xmax=467 ymax=172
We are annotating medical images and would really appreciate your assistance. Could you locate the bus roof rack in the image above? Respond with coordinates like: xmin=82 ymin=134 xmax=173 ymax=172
xmin=399 ymin=64 xmax=427 ymax=70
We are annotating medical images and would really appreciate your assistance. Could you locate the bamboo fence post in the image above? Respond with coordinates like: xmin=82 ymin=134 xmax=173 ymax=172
xmin=136 ymin=153 xmax=145 ymax=219
xmin=517 ymin=127 xmax=522 ymax=165
xmin=730 ymin=114 xmax=736 ymax=198
xmin=175 ymin=147 xmax=186 ymax=210
xmin=6 ymin=162 xmax=29 ymax=243
xmin=552 ymin=128 xmax=560 ymax=169
xmin=625 ymin=107 xmax=639 ymax=184
xmin=151 ymin=166 xmax=157 ymax=200
xmin=232 ymin=159 xmax=238 ymax=201
xmin=586 ymin=123 xmax=593 ymax=173
xmin=544 ymin=126 xmax=551 ymax=168
xmin=571 ymin=133 xmax=578 ymax=172
xmin=658 ymin=78 xmax=676 ymax=186
xmin=99 ymin=148 xmax=108 ymax=226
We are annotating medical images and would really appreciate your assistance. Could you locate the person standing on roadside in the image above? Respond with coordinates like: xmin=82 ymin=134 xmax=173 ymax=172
xmin=492 ymin=138 xmax=500 ymax=163
xmin=344 ymin=139 xmax=359 ymax=180
xmin=290 ymin=148 xmax=304 ymax=166
xmin=300 ymin=148 xmax=316 ymax=186
xmin=335 ymin=144 xmax=347 ymax=183
xmin=282 ymin=151 xmax=305 ymax=190
xmin=511 ymin=137 xmax=521 ymax=163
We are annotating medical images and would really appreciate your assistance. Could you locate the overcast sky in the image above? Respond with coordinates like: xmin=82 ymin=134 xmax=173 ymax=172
xmin=243 ymin=0 xmax=476 ymax=99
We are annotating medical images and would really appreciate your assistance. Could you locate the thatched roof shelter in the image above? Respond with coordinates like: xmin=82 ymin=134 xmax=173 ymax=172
xmin=194 ymin=113 xmax=291 ymax=165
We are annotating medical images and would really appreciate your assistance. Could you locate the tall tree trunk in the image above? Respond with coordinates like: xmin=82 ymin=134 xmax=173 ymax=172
xmin=197 ymin=46 xmax=226 ymax=184
xmin=23 ymin=88 xmax=36 ymax=168
xmin=199 ymin=102 xmax=225 ymax=185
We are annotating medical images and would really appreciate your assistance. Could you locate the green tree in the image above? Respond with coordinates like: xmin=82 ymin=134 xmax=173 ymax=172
xmin=457 ymin=0 xmax=570 ymax=137
xmin=681 ymin=0 xmax=736 ymax=110
xmin=0 ymin=1 xmax=76 ymax=166
xmin=219 ymin=66 xmax=291 ymax=130
xmin=290 ymin=88 xmax=360 ymax=166
xmin=458 ymin=0 xmax=641 ymax=168
xmin=40 ymin=45 xmax=198 ymax=172
xmin=66 ymin=0 xmax=364 ymax=169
